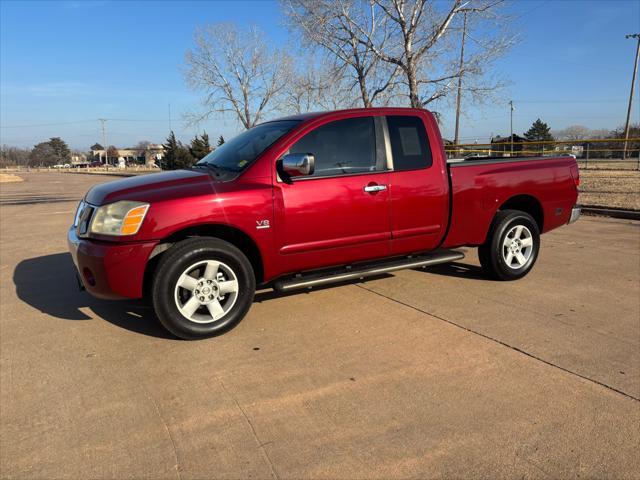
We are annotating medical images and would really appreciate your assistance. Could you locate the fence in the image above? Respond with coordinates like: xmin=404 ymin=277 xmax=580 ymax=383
xmin=1 ymin=164 xmax=160 ymax=174
xmin=445 ymin=137 xmax=640 ymax=170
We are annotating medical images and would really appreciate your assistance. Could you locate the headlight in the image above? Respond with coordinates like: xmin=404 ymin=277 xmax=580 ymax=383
xmin=90 ymin=201 xmax=150 ymax=236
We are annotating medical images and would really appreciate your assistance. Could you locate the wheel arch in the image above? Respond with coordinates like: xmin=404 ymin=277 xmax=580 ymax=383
xmin=143 ymin=223 xmax=264 ymax=299
xmin=497 ymin=194 xmax=544 ymax=233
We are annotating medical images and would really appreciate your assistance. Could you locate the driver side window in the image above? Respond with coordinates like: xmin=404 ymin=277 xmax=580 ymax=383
xmin=289 ymin=117 xmax=382 ymax=177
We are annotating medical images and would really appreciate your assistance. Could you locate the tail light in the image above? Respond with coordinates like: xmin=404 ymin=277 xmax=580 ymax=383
xmin=570 ymin=163 xmax=580 ymax=188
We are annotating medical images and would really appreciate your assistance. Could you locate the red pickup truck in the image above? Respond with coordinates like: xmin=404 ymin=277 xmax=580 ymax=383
xmin=69 ymin=108 xmax=580 ymax=339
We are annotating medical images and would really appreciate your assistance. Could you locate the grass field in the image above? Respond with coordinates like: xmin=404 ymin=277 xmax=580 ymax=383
xmin=0 ymin=173 xmax=23 ymax=183
xmin=577 ymin=161 xmax=640 ymax=170
xmin=579 ymin=169 xmax=640 ymax=210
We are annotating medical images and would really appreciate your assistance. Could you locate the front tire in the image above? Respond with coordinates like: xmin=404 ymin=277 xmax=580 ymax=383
xmin=152 ymin=237 xmax=255 ymax=340
xmin=478 ymin=210 xmax=540 ymax=281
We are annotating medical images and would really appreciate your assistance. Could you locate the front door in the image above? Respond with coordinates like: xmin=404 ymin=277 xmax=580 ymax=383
xmin=273 ymin=115 xmax=391 ymax=274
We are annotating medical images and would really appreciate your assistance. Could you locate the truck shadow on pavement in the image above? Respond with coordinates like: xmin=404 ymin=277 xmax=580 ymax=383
xmin=13 ymin=252 xmax=175 ymax=339
xmin=13 ymin=253 xmax=485 ymax=339
xmin=416 ymin=261 xmax=487 ymax=280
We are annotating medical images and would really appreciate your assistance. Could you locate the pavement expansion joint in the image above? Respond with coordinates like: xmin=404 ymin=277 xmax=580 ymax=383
xmin=355 ymin=284 xmax=640 ymax=403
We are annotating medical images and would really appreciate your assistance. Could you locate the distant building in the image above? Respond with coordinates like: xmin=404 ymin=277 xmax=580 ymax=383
xmin=91 ymin=144 xmax=165 ymax=166
xmin=556 ymin=145 xmax=584 ymax=157
xmin=71 ymin=153 xmax=88 ymax=166
xmin=491 ymin=134 xmax=526 ymax=156
xmin=444 ymin=138 xmax=490 ymax=159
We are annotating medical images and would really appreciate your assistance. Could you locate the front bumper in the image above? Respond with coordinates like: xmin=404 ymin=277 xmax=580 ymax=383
xmin=68 ymin=227 xmax=157 ymax=299
xmin=568 ymin=206 xmax=581 ymax=224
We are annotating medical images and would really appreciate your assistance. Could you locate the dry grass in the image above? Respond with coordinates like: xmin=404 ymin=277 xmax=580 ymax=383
xmin=577 ymin=161 xmax=640 ymax=171
xmin=0 ymin=173 xmax=23 ymax=183
xmin=579 ymin=169 xmax=640 ymax=210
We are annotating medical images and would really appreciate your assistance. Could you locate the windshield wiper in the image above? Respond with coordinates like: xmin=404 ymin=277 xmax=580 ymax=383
xmin=211 ymin=164 xmax=238 ymax=172
xmin=192 ymin=163 xmax=223 ymax=177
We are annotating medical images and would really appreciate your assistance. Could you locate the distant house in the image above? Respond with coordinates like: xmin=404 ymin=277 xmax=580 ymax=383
xmin=91 ymin=144 xmax=165 ymax=166
xmin=491 ymin=134 xmax=526 ymax=156
xmin=444 ymin=138 xmax=491 ymax=159
xmin=555 ymin=144 xmax=584 ymax=157
xmin=71 ymin=153 xmax=88 ymax=166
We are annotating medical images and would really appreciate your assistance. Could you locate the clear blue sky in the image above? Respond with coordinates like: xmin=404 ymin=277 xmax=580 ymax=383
xmin=1 ymin=0 xmax=639 ymax=149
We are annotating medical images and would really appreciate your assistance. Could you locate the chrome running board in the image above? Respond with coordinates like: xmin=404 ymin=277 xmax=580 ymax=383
xmin=273 ymin=250 xmax=465 ymax=292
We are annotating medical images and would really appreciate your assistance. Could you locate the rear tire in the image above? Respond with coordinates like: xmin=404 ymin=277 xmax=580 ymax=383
xmin=152 ymin=237 xmax=255 ymax=340
xmin=478 ymin=210 xmax=540 ymax=281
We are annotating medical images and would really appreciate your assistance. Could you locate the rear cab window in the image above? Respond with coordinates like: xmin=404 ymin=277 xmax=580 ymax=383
xmin=387 ymin=115 xmax=432 ymax=171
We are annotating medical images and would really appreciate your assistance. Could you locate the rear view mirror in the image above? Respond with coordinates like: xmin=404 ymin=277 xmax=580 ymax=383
xmin=281 ymin=153 xmax=315 ymax=177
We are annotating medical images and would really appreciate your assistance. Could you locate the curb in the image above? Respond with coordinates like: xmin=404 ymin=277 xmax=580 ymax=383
xmin=581 ymin=205 xmax=640 ymax=221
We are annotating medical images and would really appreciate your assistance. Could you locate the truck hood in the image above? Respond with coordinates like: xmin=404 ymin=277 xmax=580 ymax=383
xmin=85 ymin=169 xmax=215 ymax=205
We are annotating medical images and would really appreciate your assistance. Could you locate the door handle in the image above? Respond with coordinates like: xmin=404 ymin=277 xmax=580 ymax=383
xmin=364 ymin=184 xmax=387 ymax=193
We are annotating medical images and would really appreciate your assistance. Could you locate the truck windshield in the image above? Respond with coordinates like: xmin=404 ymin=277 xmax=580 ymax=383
xmin=196 ymin=120 xmax=300 ymax=175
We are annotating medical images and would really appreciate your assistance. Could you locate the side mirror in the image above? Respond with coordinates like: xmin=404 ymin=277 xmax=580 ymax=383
xmin=281 ymin=153 xmax=315 ymax=178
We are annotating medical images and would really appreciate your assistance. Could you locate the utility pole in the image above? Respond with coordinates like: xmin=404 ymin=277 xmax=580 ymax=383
xmin=168 ymin=103 xmax=172 ymax=133
xmin=509 ymin=100 xmax=515 ymax=156
xmin=98 ymin=118 xmax=107 ymax=164
xmin=623 ymin=33 xmax=640 ymax=160
xmin=453 ymin=11 xmax=468 ymax=152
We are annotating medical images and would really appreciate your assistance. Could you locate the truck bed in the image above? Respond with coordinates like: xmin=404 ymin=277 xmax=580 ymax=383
xmin=442 ymin=155 xmax=579 ymax=248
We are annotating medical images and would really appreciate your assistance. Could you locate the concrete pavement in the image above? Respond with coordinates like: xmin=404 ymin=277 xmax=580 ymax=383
xmin=1 ymin=172 xmax=638 ymax=479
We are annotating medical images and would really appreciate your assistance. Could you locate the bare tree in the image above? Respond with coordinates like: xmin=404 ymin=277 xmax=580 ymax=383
xmin=335 ymin=0 xmax=512 ymax=108
xmin=106 ymin=145 xmax=119 ymax=163
xmin=282 ymin=0 xmax=400 ymax=108
xmin=284 ymin=58 xmax=359 ymax=113
xmin=554 ymin=125 xmax=592 ymax=141
xmin=589 ymin=128 xmax=613 ymax=140
xmin=185 ymin=23 xmax=291 ymax=129
xmin=0 ymin=145 xmax=31 ymax=167
xmin=283 ymin=58 xmax=322 ymax=114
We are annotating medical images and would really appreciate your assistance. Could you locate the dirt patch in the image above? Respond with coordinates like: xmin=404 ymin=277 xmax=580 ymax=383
xmin=579 ymin=169 xmax=640 ymax=210
xmin=0 ymin=173 xmax=24 ymax=183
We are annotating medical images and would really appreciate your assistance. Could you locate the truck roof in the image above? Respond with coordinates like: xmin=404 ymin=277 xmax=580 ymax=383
xmin=268 ymin=107 xmax=430 ymax=124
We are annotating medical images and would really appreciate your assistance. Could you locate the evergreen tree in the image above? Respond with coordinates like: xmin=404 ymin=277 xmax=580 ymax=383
xmin=190 ymin=132 xmax=211 ymax=160
xmin=163 ymin=131 xmax=195 ymax=170
xmin=48 ymin=137 xmax=71 ymax=163
xmin=175 ymin=146 xmax=195 ymax=169
xmin=27 ymin=137 xmax=71 ymax=166
xmin=217 ymin=135 xmax=225 ymax=146
xmin=523 ymin=119 xmax=554 ymax=141
xmin=524 ymin=119 xmax=554 ymax=153
xmin=163 ymin=132 xmax=179 ymax=170
xmin=29 ymin=142 xmax=56 ymax=167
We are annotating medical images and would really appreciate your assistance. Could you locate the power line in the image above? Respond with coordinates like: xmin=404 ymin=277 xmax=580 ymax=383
xmin=103 ymin=118 xmax=182 ymax=123
xmin=0 ymin=120 xmax=94 ymax=129
xmin=0 ymin=117 xmax=183 ymax=129
xmin=514 ymin=99 xmax=626 ymax=103
xmin=512 ymin=0 xmax=551 ymax=20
